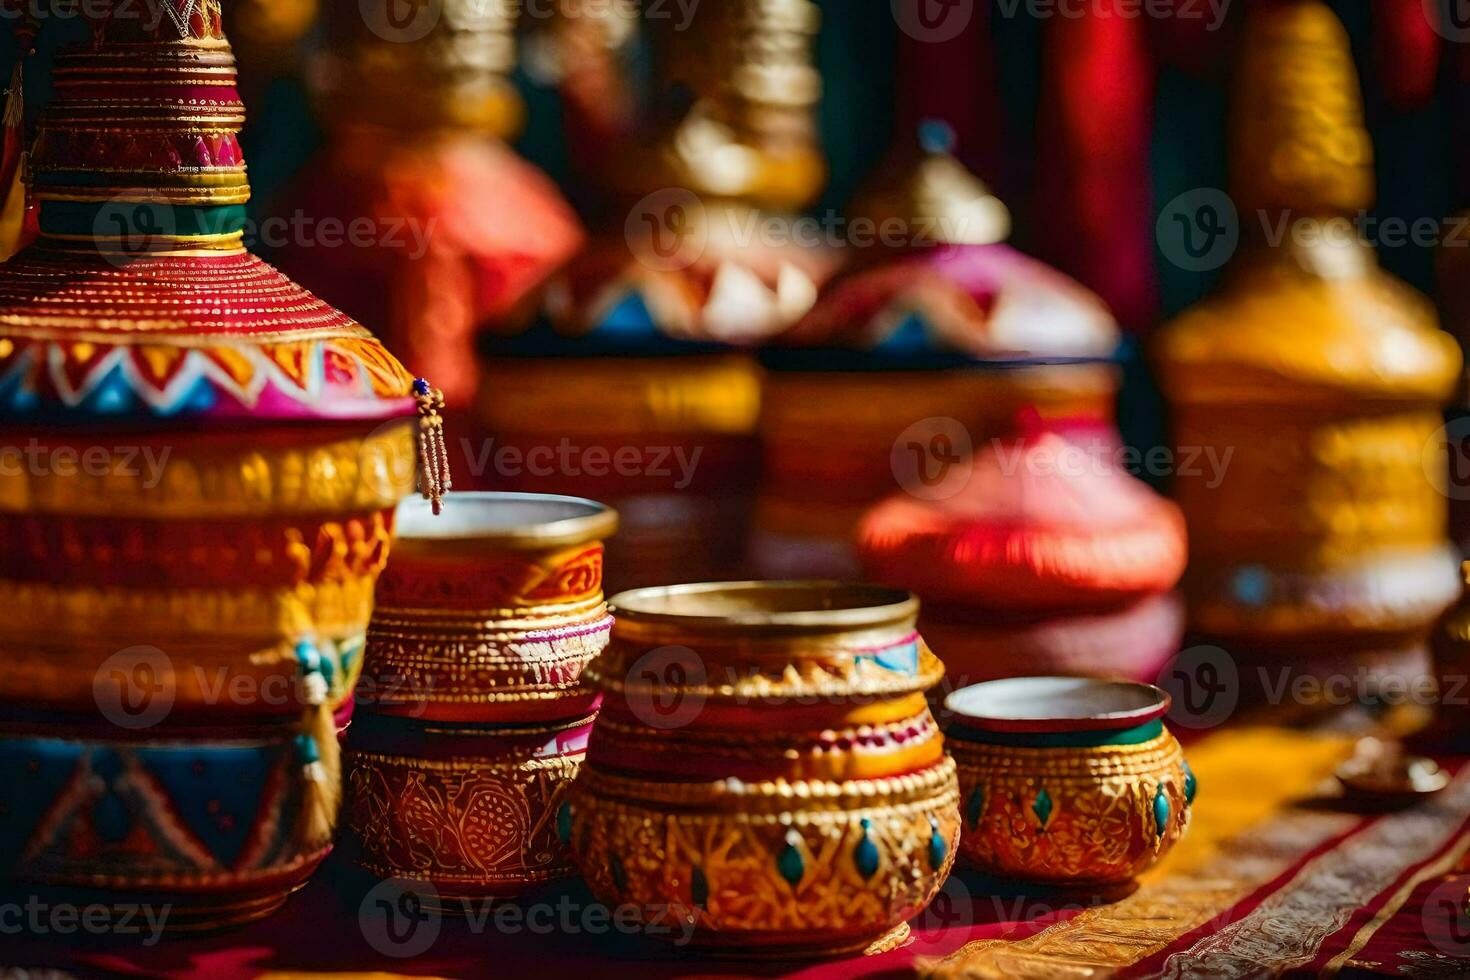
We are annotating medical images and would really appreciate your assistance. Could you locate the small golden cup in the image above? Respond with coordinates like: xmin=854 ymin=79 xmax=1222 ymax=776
xmin=946 ymin=677 xmax=1193 ymax=886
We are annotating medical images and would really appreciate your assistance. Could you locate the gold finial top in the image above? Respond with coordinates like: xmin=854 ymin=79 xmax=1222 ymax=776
xmin=317 ymin=0 xmax=523 ymax=137
xmin=633 ymin=0 xmax=824 ymax=210
xmin=1230 ymin=0 xmax=1374 ymax=219
xmin=1155 ymin=0 xmax=1460 ymax=405
xmin=850 ymin=120 xmax=1011 ymax=247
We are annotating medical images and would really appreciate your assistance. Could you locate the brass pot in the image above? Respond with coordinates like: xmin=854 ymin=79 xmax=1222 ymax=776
xmin=566 ymin=581 xmax=960 ymax=958
xmin=946 ymin=677 xmax=1193 ymax=886
xmin=346 ymin=493 xmax=617 ymax=900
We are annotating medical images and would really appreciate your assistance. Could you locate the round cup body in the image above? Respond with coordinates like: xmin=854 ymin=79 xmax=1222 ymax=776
xmin=344 ymin=712 xmax=593 ymax=903
xmin=567 ymin=581 xmax=961 ymax=957
xmin=349 ymin=492 xmax=617 ymax=899
xmin=945 ymin=677 xmax=1194 ymax=886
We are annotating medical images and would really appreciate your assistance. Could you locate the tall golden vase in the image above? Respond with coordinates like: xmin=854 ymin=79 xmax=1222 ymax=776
xmin=1154 ymin=0 xmax=1462 ymax=686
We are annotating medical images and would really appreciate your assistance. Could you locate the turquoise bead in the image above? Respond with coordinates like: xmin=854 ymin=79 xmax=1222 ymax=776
xmin=966 ymin=785 xmax=984 ymax=829
xmin=1153 ymin=782 xmax=1171 ymax=838
xmin=777 ymin=829 xmax=805 ymax=886
xmin=555 ymin=802 xmax=572 ymax=846
xmin=927 ymin=816 xmax=947 ymax=870
xmin=854 ymin=818 xmax=880 ymax=879
xmin=1032 ymin=788 xmax=1054 ymax=830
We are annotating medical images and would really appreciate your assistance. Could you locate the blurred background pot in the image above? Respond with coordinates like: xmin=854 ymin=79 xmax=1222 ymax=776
xmin=1153 ymin=2 xmax=1462 ymax=685
xmin=857 ymin=427 xmax=1188 ymax=689
xmin=754 ymin=123 xmax=1122 ymax=579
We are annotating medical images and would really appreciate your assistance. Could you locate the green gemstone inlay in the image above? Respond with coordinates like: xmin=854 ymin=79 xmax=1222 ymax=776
xmin=555 ymin=802 xmax=573 ymax=846
xmin=778 ymin=829 xmax=805 ymax=886
xmin=927 ymin=816 xmax=947 ymax=870
xmin=1032 ymin=788 xmax=1053 ymax=830
xmin=1153 ymin=782 xmax=1171 ymax=838
xmin=966 ymin=785 xmax=984 ymax=829
xmin=1183 ymin=760 xmax=1198 ymax=806
xmin=854 ymin=818 xmax=880 ymax=879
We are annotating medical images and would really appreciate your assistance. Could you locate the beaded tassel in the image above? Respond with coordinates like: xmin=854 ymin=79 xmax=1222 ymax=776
xmin=292 ymin=640 xmax=340 ymax=852
xmin=413 ymin=378 xmax=452 ymax=515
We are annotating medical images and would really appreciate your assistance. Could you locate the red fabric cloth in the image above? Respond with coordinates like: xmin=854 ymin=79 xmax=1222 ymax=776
xmin=895 ymin=0 xmax=1006 ymax=187
xmin=1031 ymin=1 xmax=1158 ymax=332
xmin=1374 ymin=0 xmax=1443 ymax=110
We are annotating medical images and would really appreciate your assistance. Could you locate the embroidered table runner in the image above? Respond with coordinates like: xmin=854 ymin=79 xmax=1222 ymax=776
xmin=9 ymin=723 xmax=1470 ymax=979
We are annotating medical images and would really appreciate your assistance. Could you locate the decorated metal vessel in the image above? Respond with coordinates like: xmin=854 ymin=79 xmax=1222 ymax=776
xmin=478 ymin=0 xmax=831 ymax=591
xmin=857 ymin=425 xmax=1188 ymax=687
xmin=270 ymin=0 xmax=584 ymax=411
xmin=345 ymin=493 xmax=616 ymax=902
xmin=565 ymin=581 xmax=960 ymax=958
xmin=0 ymin=1 xmax=423 ymax=926
xmin=946 ymin=677 xmax=1193 ymax=885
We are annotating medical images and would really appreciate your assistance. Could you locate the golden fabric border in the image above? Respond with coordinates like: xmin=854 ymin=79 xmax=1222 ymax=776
xmin=920 ymin=727 xmax=1358 ymax=979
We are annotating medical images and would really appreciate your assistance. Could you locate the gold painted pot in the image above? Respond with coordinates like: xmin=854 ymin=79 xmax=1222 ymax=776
xmin=346 ymin=493 xmax=615 ymax=899
xmin=344 ymin=712 xmax=592 ymax=906
xmin=946 ymin=677 xmax=1193 ymax=886
xmin=360 ymin=492 xmax=618 ymax=724
xmin=566 ymin=581 xmax=960 ymax=958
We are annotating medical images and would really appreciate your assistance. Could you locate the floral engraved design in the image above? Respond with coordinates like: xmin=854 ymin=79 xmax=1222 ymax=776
xmin=953 ymin=734 xmax=1190 ymax=884
xmin=346 ymin=751 xmax=582 ymax=889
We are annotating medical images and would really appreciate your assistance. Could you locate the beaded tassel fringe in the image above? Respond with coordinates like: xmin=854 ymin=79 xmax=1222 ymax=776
xmin=292 ymin=641 xmax=340 ymax=852
xmin=414 ymin=378 xmax=452 ymax=515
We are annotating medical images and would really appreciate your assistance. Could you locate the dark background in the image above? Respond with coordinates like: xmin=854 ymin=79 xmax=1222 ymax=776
xmin=0 ymin=0 xmax=1455 ymax=321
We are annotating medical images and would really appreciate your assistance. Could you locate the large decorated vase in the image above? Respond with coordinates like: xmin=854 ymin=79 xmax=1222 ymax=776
xmin=1154 ymin=0 xmax=1462 ymax=683
xmin=0 ymin=1 xmax=420 ymax=928
xmin=755 ymin=122 xmax=1122 ymax=579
